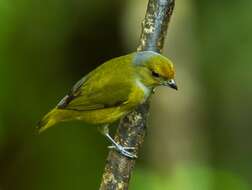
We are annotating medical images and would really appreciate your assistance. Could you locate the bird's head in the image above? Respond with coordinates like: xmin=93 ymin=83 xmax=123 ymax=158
xmin=133 ymin=51 xmax=177 ymax=90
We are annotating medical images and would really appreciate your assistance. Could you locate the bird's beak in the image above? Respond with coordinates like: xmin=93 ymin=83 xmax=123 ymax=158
xmin=164 ymin=79 xmax=178 ymax=90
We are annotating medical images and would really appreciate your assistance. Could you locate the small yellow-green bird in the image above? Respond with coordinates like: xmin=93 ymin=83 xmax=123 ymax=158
xmin=37 ymin=51 xmax=177 ymax=158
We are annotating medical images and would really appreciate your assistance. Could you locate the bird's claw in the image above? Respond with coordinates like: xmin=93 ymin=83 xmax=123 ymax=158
xmin=107 ymin=145 xmax=135 ymax=150
xmin=107 ymin=145 xmax=137 ymax=159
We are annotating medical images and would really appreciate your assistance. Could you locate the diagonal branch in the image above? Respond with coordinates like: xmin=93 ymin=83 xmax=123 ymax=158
xmin=99 ymin=0 xmax=175 ymax=189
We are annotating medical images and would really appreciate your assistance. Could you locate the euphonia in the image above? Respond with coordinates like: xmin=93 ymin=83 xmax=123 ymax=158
xmin=37 ymin=51 xmax=177 ymax=158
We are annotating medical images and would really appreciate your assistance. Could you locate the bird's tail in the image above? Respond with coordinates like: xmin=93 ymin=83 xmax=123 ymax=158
xmin=36 ymin=108 xmax=58 ymax=134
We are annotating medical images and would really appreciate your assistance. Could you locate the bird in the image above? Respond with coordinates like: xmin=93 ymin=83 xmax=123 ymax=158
xmin=37 ymin=51 xmax=177 ymax=158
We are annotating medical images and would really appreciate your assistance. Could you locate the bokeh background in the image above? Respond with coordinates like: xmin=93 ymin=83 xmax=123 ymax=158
xmin=0 ymin=0 xmax=251 ymax=189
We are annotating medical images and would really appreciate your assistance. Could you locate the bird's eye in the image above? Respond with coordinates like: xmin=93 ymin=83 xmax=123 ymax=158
xmin=152 ymin=71 xmax=160 ymax=77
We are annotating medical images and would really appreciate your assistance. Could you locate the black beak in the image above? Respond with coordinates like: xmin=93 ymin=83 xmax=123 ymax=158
xmin=165 ymin=79 xmax=178 ymax=90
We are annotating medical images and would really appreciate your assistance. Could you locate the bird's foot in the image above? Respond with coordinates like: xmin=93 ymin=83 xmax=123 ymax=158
xmin=108 ymin=145 xmax=137 ymax=159
xmin=107 ymin=145 xmax=135 ymax=150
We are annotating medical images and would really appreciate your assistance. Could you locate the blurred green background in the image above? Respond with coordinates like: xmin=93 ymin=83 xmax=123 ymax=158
xmin=0 ymin=0 xmax=251 ymax=189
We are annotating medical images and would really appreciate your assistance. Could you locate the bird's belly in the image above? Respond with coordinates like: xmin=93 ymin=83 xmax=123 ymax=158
xmin=76 ymin=107 xmax=127 ymax=124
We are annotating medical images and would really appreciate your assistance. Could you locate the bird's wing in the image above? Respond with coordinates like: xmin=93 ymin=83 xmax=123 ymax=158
xmin=56 ymin=76 xmax=88 ymax=109
xmin=57 ymin=76 xmax=132 ymax=111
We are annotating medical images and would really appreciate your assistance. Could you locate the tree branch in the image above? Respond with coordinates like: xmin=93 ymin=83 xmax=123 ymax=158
xmin=99 ymin=0 xmax=175 ymax=189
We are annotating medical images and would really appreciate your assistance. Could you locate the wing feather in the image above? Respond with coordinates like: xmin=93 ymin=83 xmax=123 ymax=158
xmin=57 ymin=54 xmax=134 ymax=111
xmin=64 ymin=82 xmax=132 ymax=111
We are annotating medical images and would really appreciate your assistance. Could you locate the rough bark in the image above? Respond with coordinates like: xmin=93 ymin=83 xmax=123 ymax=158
xmin=99 ymin=0 xmax=175 ymax=189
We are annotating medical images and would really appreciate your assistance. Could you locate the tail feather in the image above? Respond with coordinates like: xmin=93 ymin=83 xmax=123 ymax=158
xmin=36 ymin=109 xmax=58 ymax=134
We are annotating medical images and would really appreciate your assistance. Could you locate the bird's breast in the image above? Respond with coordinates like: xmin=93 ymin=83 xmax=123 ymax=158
xmin=125 ymin=79 xmax=151 ymax=108
xmin=135 ymin=79 xmax=151 ymax=102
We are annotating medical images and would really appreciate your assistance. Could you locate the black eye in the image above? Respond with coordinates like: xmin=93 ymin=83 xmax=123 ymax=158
xmin=152 ymin=71 xmax=160 ymax=77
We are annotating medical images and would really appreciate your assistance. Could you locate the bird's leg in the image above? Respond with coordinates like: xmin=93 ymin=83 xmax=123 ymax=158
xmin=98 ymin=125 xmax=137 ymax=159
